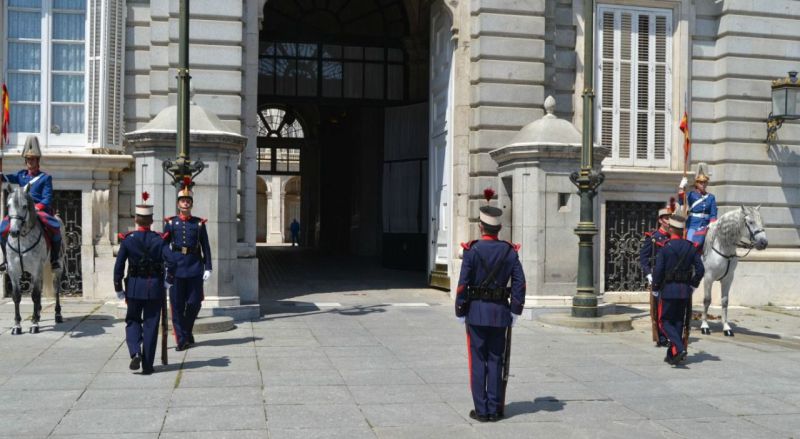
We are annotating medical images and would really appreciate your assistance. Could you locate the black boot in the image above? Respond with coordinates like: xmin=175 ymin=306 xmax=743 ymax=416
xmin=50 ymin=241 xmax=61 ymax=270
xmin=0 ymin=242 xmax=6 ymax=273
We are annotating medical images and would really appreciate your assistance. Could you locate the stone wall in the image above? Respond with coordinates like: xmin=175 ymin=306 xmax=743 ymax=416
xmin=691 ymin=0 xmax=800 ymax=305
xmin=468 ymin=0 xmax=548 ymax=230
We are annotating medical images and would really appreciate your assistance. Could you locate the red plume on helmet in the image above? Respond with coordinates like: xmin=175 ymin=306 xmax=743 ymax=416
xmin=141 ymin=191 xmax=150 ymax=203
xmin=483 ymin=188 xmax=495 ymax=203
xmin=182 ymin=176 xmax=192 ymax=189
xmin=668 ymin=197 xmax=676 ymax=213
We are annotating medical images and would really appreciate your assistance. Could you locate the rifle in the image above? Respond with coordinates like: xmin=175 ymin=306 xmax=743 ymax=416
xmin=161 ymin=285 xmax=168 ymax=365
xmin=648 ymin=234 xmax=659 ymax=343
xmin=498 ymin=325 xmax=512 ymax=417
xmin=682 ymin=294 xmax=692 ymax=350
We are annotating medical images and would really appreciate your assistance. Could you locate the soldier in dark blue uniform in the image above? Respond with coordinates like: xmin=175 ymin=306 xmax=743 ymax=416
xmin=640 ymin=202 xmax=673 ymax=347
xmin=114 ymin=197 xmax=167 ymax=374
xmin=652 ymin=214 xmax=704 ymax=366
xmin=163 ymin=185 xmax=212 ymax=351
xmin=455 ymin=200 xmax=526 ymax=422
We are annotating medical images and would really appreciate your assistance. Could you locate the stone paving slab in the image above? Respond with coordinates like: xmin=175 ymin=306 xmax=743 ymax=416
xmin=1 ymin=296 xmax=800 ymax=438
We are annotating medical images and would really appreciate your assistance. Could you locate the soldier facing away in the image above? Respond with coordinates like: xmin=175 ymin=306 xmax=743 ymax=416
xmin=652 ymin=214 xmax=704 ymax=366
xmin=640 ymin=200 xmax=675 ymax=348
xmin=162 ymin=183 xmax=212 ymax=352
xmin=455 ymin=190 xmax=526 ymax=422
xmin=114 ymin=195 xmax=168 ymax=375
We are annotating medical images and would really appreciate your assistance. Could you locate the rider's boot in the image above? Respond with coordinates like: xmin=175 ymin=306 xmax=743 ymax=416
xmin=50 ymin=240 xmax=62 ymax=271
xmin=0 ymin=241 xmax=6 ymax=273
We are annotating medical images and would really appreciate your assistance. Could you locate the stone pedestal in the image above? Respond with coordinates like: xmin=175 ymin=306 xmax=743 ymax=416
xmin=125 ymin=103 xmax=259 ymax=321
xmin=489 ymin=96 xmax=609 ymax=300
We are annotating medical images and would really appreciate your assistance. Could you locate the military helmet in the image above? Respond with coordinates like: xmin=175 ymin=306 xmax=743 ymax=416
xmin=177 ymin=186 xmax=193 ymax=200
xmin=668 ymin=214 xmax=687 ymax=229
xmin=479 ymin=188 xmax=502 ymax=226
xmin=135 ymin=192 xmax=153 ymax=216
xmin=695 ymin=162 xmax=711 ymax=183
xmin=658 ymin=197 xmax=677 ymax=218
xmin=22 ymin=135 xmax=42 ymax=158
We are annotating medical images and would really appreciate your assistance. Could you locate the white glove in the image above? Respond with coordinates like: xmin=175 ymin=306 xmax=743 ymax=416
xmin=646 ymin=274 xmax=653 ymax=284
xmin=457 ymin=316 xmax=466 ymax=325
xmin=652 ymin=290 xmax=660 ymax=298
xmin=679 ymin=177 xmax=688 ymax=190
xmin=203 ymin=270 xmax=211 ymax=282
xmin=511 ymin=313 xmax=519 ymax=327
xmin=115 ymin=290 xmax=125 ymax=300
xmin=164 ymin=281 xmax=172 ymax=290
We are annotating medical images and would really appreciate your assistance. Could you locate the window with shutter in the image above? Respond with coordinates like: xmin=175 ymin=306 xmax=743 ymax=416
xmin=5 ymin=0 xmax=88 ymax=147
xmin=597 ymin=5 xmax=672 ymax=167
xmin=86 ymin=0 xmax=124 ymax=149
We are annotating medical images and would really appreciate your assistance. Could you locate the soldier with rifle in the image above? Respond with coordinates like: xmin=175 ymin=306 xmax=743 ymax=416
xmin=651 ymin=214 xmax=704 ymax=366
xmin=455 ymin=188 xmax=526 ymax=422
xmin=114 ymin=193 xmax=169 ymax=374
xmin=639 ymin=200 xmax=675 ymax=347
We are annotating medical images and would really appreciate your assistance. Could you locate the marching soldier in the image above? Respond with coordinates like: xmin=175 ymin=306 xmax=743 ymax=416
xmin=651 ymin=214 xmax=704 ymax=366
xmin=455 ymin=189 xmax=525 ymax=422
xmin=0 ymin=136 xmax=62 ymax=271
xmin=678 ymin=164 xmax=717 ymax=248
xmin=640 ymin=200 xmax=674 ymax=347
xmin=163 ymin=183 xmax=212 ymax=351
xmin=114 ymin=194 xmax=167 ymax=375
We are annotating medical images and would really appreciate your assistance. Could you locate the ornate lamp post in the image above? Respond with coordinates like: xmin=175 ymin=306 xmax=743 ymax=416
xmin=569 ymin=0 xmax=605 ymax=318
xmin=163 ymin=0 xmax=204 ymax=187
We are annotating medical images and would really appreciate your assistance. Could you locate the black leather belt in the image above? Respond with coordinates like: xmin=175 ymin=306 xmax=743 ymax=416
xmin=171 ymin=244 xmax=199 ymax=255
xmin=467 ymin=286 xmax=511 ymax=301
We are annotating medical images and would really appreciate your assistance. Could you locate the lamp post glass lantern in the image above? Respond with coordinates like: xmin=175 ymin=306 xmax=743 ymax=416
xmin=767 ymin=71 xmax=800 ymax=142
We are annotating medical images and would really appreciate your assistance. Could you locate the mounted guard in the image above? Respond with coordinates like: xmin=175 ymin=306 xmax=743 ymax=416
xmin=677 ymin=163 xmax=717 ymax=248
xmin=455 ymin=188 xmax=526 ymax=422
xmin=0 ymin=136 xmax=63 ymax=272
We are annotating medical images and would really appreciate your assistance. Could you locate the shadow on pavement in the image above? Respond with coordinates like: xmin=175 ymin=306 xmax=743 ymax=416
xmin=504 ymin=396 xmax=566 ymax=419
xmin=159 ymin=356 xmax=233 ymax=372
xmin=191 ymin=336 xmax=263 ymax=347
xmin=686 ymin=351 xmax=721 ymax=364
xmin=262 ymin=304 xmax=389 ymax=321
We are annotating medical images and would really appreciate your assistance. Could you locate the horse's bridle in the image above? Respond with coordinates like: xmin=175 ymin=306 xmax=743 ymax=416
xmin=710 ymin=212 xmax=763 ymax=280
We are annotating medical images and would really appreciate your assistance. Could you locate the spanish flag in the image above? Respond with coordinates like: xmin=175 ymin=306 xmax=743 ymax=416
xmin=2 ymin=83 xmax=9 ymax=144
xmin=679 ymin=110 xmax=690 ymax=166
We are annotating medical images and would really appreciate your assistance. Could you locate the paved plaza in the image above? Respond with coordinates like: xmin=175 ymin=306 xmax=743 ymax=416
xmin=0 ymin=248 xmax=799 ymax=438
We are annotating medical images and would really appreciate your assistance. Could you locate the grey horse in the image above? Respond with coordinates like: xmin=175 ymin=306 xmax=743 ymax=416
xmin=6 ymin=184 xmax=64 ymax=334
xmin=700 ymin=206 xmax=768 ymax=336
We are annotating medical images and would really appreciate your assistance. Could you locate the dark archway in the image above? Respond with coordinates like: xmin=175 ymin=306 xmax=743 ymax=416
xmin=259 ymin=0 xmax=431 ymax=265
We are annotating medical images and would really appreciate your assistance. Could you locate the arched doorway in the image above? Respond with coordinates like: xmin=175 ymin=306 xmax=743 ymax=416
xmin=256 ymin=106 xmax=304 ymax=244
xmin=259 ymin=0 xmax=454 ymax=281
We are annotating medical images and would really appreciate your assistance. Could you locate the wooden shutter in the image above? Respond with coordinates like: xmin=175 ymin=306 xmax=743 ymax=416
xmin=597 ymin=6 xmax=671 ymax=167
xmin=87 ymin=0 xmax=124 ymax=149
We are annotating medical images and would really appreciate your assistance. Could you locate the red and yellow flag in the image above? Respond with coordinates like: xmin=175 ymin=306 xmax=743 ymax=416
xmin=679 ymin=110 xmax=690 ymax=166
xmin=2 ymin=83 xmax=9 ymax=144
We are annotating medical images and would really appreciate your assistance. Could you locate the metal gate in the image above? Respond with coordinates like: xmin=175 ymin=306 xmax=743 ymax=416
xmin=604 ymin=201 xmax=663 ymax=292
xmin=52 ymin=191 xmax=82 ymax=295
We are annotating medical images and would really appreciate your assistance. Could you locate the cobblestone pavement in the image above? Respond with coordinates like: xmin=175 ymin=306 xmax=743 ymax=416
xmin=1 ymin=290 xmax=800 ymax=439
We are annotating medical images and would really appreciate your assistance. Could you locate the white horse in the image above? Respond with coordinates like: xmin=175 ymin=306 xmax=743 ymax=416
xmin=6 ymin=184 xmax=64 ymax=334
xmin=700 ymin=206 xmax=768 ymax=336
